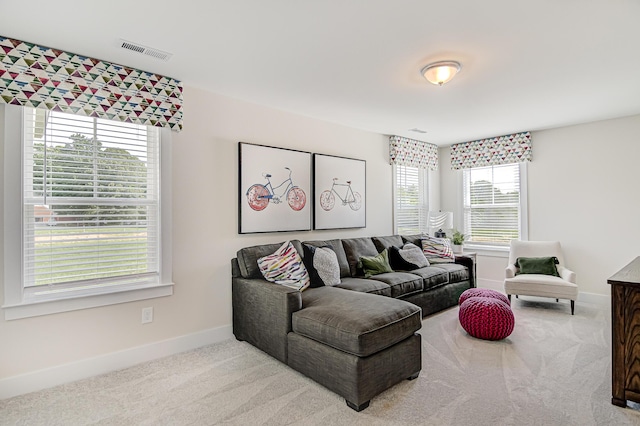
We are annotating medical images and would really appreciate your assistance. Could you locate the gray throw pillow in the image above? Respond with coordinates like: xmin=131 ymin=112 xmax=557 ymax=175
xmin=302 ymin=244 xmax=341 ymax=287
xmin=398 ymin=243 xmax=430 ymax=268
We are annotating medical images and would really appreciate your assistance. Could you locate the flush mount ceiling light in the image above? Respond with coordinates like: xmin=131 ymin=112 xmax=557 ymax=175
xmin=421 ymin=61 xmax=461 ymax=86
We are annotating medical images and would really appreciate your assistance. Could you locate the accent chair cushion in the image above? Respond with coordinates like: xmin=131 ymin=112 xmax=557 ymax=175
xmin=504 ymin=274 xmax=578 ymax=300
xmin=359 ymin=248 xmax=393 ymax=278
xmin=302 ymin=244 xmax=341 ymax=288
xmin=421 ymin=235 xmax=454 ymax=263
xmin=257 ymin=241 xmax=310 ymax=291
xmin=515 ymin=256 xmax=560 ymax=277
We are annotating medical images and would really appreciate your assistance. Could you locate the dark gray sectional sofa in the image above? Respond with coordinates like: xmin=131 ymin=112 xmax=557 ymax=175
xmin=231 ymin=234 xmax=475 ymax=411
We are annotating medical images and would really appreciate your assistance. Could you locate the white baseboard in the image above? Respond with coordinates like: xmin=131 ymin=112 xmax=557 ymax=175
xmin=0 ymin=324 xmax=233 ymax=400
xmin=476 ymin=278 xmax=610 ymax=306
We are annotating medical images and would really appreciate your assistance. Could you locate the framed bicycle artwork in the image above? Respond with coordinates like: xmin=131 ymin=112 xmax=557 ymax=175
xmin=239 ymin=142 xmax=312 ymax=233
xmin=313 ymin=153 xmax=366 ymax=230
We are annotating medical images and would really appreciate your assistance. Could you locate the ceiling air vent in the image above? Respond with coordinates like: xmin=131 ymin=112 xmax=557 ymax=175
xmin=116 ymin=39 xmax=173 ymax=61
xmin=409 ymin=128 xmax=428 ymax=134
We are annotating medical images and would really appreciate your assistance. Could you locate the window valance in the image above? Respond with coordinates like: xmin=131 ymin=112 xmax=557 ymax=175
xmin=450 ymin=131 xmax=531 ymax=170
xmin=0 ymin=36 xmax=183 ymax=131
xmin=389 ymin=135 xmax=438 ymax=171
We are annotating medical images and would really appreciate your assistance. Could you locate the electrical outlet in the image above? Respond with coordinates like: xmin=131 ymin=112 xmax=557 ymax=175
xmin=141 ymin=307 xmax=153 ymax=324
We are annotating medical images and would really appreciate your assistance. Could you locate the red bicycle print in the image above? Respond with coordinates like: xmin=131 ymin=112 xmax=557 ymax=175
xmin=319 ymin=178 xmax=362 ymax=211
xmin=246 ymin=167 xmax=306 ymax=211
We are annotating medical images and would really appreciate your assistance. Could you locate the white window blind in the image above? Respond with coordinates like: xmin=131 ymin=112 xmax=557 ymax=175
xmin=462 ymin=163 xmax=522 ymax=246
xmin=22 ymin=108 xmax=160 ymax=296
xmin=394 ymin=165 xmax=429 ymax=235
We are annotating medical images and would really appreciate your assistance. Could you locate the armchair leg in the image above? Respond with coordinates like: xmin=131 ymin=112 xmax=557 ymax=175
xmin=571 ymin=300 xmax=575 ymax=315
xmin=556 ymin=298 xmax=559 ymax=302
xmin=515 ymin=295 xmax=519 ymax=299
xmin=508 ymin=294 xmax=511 ymax=302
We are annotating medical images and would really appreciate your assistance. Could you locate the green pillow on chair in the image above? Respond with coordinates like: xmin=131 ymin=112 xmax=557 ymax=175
xmin=359 ymin=248 xmax=394 ymax=278
xmin=515 ymin=256 xmax=560 ymax=277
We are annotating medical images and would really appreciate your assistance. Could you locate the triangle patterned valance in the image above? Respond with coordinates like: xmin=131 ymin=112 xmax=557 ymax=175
xmin=0 ymin=36 xmax=183 ymax=131
xmin=450 ymin=131 xmax=531 ymax=170
xmin=389 ymin=135 xmax=438 ymax=171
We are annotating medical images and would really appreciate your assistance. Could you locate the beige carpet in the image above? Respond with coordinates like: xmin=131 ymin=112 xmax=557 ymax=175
xmin=2 ymin=298 xmax=640 ymax=425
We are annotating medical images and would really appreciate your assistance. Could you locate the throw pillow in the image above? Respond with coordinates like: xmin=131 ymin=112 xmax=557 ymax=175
xmin=389 ymin=243 xmax=430 ymax=270
xmin=257 ymin=241 xmax=310 ymax=291
xmin=302 ymin=244 xmax=341 ymax=287
xmin=515 ymin=256 xmax=560 ymax=277
xmin=359 ymin=248 xmax=394 ymax=278
xmin=421 ymin=235 xmax=454 ymax=263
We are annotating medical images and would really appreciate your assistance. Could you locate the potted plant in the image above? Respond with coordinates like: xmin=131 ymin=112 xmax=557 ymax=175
xmin=451 ymin=229 xmax=465 ymax=254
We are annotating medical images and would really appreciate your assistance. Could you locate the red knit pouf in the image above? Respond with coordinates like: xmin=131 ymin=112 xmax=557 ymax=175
xmin=459 ymin=296 xmax=515 ymax=341
xmin=459 ymin=288 xmax=510 ymax=306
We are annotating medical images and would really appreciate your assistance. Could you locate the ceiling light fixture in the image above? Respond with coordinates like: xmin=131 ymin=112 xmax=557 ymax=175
xmin=421 ymin=61 xmax=461 ymax=86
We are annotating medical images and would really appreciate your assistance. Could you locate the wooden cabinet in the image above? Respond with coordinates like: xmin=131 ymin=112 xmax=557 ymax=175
xmin=608 ymin=257 xmax=640 ymax=407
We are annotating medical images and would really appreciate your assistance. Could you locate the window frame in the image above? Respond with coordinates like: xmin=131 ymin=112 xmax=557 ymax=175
xmin=459 ymin=162 xmax=528 ymax=253
xmin=393 ymin=164 xmax=430 ymax=235
xmin=1 ymin=105 xmax=173 ymax=320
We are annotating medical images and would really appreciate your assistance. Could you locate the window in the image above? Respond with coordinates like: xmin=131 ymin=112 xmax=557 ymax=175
xmin=394 ymin=165 xmax=429 ymax=234
xmin=2 ymin=105 xmax=173 ymax=319
xmin=462 ymin=163 xmax=527 ymax=247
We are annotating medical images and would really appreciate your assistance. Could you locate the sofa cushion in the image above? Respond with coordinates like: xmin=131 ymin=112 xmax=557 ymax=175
xmin=342 ymin=237 xmax=379 ymax=277
xmin=237 ymin=240 xmax=304 ymax=279
xmin=257 ymin=241 xmax=310 ymax=291
xmin=368 ymin=271 xmax=424 ymax=298
xmin=294 ymin=287 xmax=422 ymax=357
xmin=372 ymin=235 xmax=404 ymax=252
xmin=302 ymin=244 xmax=341 ymax=287
xmin=359 ymin=248 xmax=394 ymax=278
xmin=432 ymin=263 xmax=470 ymax=283
xmin=401 ymin=234 xmax=424 ymax=247
xmin=408 ymin=266 xmax=450 ymax=290
xmin=302 ymin=239 xmax=351 ymax=278
xmin=335 ymin=277 xmax=392 ymax=297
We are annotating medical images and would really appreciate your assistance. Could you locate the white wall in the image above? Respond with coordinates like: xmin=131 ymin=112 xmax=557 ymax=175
xmin=439 ymin=114 xmax=640 ymax=297
xmin=5 ymin=84 xmax=635 ymax=394
xmin=0 ymin=86 xmax=394 ymax=385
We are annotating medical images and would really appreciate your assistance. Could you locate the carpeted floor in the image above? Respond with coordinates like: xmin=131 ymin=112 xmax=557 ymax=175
xmin=2 ymin=297 xmax=640 ymax=425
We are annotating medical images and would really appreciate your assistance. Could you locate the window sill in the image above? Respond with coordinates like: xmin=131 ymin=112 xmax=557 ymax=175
xmin=463 ymin=244 xmax=510 ymax=258
xmin=2 ymin=282 xmax=174 ymax=320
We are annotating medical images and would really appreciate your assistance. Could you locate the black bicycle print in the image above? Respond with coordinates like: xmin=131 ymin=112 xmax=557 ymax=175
xmin=319 ymin=178 xmax=362 ymax=211
xmin=246 ymin=167 xmax=306 ymax=211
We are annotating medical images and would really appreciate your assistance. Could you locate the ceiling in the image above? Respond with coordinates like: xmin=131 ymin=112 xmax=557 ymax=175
xmin=2 ymin=0 xmax=640 ymax=145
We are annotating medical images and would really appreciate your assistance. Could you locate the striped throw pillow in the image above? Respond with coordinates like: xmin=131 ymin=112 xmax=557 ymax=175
xmin=421 ymin=235 xmax=454 ymax=263
xmin=257 ymin=241 xmax=310 ymax=291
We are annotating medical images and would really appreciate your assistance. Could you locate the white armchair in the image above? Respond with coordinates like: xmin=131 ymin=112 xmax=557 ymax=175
xmin=504 ymin=240 xmax=578 ymax=315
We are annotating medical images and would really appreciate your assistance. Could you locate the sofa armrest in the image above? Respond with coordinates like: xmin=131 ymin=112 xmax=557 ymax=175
xmin=505 ymin=264 xmax=517 ymax=279
xmin=232 ymin=271 xmax=303 ymax=364
xmin=557 ymin=265 xmax=576 ymax=283
xmin=455 ymin=256 xmax=475 ymax=288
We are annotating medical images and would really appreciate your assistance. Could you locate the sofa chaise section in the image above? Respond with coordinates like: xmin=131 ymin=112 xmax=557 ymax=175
xmin=231 ymin=234 xmax=475 ymax=410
